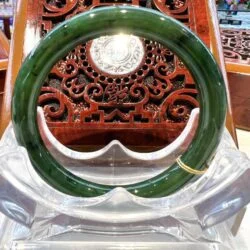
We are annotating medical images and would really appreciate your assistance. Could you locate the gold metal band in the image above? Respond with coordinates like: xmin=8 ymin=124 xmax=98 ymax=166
xmin=176 ymin=157 xmax=207 ymax=175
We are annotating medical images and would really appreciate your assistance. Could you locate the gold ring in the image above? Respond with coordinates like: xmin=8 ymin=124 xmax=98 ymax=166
xmin=176 ymin=157 xmax=207 ymax=175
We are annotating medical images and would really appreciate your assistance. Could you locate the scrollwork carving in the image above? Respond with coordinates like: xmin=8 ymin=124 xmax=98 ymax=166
xmin=39 ymin=86 xmax=74 ymax=122
xmin=152 ymin=0 xmax=192 ymax=27
xmin=160 ymin=88 xmax=198 ymax=122
xmin=43 ymin=0 xmax=79 ymax=17
xmin=39 ymin=35 xmax=198 ymax=125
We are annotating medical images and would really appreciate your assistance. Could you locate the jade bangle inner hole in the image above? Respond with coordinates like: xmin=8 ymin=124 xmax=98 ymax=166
xmin=38 ymin=34 xmax=200 ymax=150
xmin=37 ymin=33 xmax=200 ymax=186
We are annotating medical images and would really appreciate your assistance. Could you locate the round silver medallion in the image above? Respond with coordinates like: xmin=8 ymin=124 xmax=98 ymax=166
xmin=89 ymin=34 xmax=145 ymax=75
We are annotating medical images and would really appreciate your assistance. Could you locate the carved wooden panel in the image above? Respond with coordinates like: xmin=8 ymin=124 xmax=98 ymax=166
xmin=25 ymin=0 xmax=211 ymax=149
xmin=221 ymin=29 xmax=250 ymax=65
xmin=39 ymin=40 xmax=198 ymax=124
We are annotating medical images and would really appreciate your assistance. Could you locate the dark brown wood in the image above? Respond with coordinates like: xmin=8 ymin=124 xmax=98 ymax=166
xmin=228 ymin=72 xmax=250 ymax=131
xmin=0 ymin=71 xmax=6 ymax=112
xmin=221 ymin=28 xmax=250 ymax=131
xmin=3 ymin=18 xmax=11 ymax=40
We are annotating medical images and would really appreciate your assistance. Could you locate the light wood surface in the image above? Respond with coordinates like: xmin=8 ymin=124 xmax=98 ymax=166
xmin=0 ymin=30 xmax=9 ymax=117
xmin=0 ymin=0 xmax=28 ymax=135
xmin=226 ymin=63 xmax=250 ymax=74
xmin=0 ymin=29 xmax=9 ymax=71
xmin=204 ymin=0 xmax=238 ymax=143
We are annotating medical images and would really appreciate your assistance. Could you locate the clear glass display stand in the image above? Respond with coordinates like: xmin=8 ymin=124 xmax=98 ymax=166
xmin=0 ymin=109 xmax=250 ymax=250
xmin=0 ymin=212 xmax=241 ymax=250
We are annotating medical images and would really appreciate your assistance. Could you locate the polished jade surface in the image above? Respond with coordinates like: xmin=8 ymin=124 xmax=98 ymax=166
xmin=12 ymin=6 xmax=227 ymax=197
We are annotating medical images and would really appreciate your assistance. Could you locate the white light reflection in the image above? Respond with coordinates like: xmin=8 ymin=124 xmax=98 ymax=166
xmin=90 ymin=34 xmax=144 ymax=75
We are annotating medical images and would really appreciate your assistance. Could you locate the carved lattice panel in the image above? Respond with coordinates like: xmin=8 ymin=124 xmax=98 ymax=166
xmin=40 ymin=0 xmax=195 ymax=36
xmin=39 ymin=39 xmax=198 ymax=124
xmin=221 ymin=29 xmax=250 ymax=65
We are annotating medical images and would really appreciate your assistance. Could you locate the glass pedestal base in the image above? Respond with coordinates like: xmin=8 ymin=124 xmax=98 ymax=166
xmin=1 ymin=118 xmax=250 ymax=250
xmin=0 ymin=210 xmax=238 ymax=250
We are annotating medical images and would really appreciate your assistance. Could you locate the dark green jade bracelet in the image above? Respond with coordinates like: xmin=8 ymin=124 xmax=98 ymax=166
xmin=12 ymin=6 xmax=227 ymax=198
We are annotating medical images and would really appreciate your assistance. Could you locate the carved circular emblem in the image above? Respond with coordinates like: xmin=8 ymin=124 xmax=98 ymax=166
xmin=89 ymin=34 xmax=145 ymax=75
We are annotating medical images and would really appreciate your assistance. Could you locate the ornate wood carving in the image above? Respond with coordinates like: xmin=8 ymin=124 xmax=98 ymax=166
xmin=221 ymin=29 xmax=250 ymax=65
xmin=25 ymin=0 xmax=211 ymax=149
xmin=39 ymin=39 xmax=198 ymax=124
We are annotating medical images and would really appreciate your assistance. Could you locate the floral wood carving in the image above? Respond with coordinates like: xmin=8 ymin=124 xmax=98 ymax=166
xmin=33 ymin=0 xmax=208 ymax=148
xmin=152 ymin=0 xmax=194 ymax=29
xmin=221 ymin=29 xmax=250 ymax=65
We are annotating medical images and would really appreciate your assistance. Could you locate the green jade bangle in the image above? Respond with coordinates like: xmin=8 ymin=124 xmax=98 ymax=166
xmin=12 ymin=6 xmax=227 ymax=198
